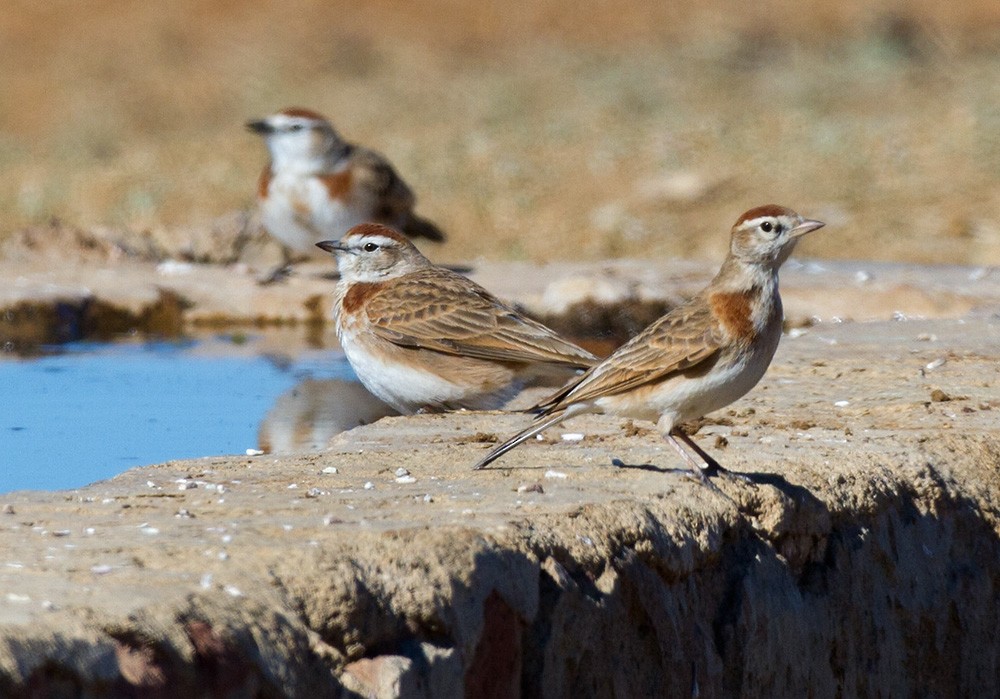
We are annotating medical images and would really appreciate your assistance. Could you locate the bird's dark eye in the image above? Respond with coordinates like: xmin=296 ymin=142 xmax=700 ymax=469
xmin=363 ymin=242 xmax=379 ymax=252
xmin=760 ymin=221 xmax=773 ymax=233
xmin=288 ymin=124 xmax=304 ymax=132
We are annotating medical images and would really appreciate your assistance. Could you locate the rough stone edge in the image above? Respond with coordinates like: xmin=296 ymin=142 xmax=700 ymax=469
xmin=2 ymin=435 xmax=997 ymax=695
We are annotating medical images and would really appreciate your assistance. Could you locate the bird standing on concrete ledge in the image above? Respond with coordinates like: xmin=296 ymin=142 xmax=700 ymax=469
xmin=473 ymin=205 xmax=825 ymax=484
xmin=318 ymin=223 xmax=598 ymax=414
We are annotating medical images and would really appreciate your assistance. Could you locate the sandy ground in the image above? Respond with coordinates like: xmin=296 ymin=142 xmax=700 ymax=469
xmin=2 ymin=2 xmax=1000 ymax=268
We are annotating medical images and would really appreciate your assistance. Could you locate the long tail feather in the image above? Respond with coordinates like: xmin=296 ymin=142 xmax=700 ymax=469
xmin=402 ymin=213 xmax=446 ymax=242
xmin=472 ymin=410 xmax=570 ymax=470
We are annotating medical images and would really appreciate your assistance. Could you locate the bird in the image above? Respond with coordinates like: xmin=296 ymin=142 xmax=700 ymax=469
xmin=246 ymin=107 xmax=445 ymax=279
xmin=472 ymin=205 xmax=825 ymax=484
xmin=316 ymin=223 xmax=599 ymax=414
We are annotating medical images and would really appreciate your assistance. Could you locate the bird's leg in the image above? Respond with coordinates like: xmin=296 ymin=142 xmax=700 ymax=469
xmin=675 ymin=429 xmax=753 ymax=484
xmin=416 ymin=405 xmax=445 ymax=414
xmin=657 ymin=416 xmax=711 ymax=486
xmin=674 ymin=429 xmax=725 ymax=473
xmin=664 ymin=433 xmax=717 ymax=490
xmin=258 ymin=248 xmax=295 ymax=285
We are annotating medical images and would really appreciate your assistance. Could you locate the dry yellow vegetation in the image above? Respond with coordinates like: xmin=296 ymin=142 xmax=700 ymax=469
xmin=1 ymin=1 xmax=999 ymax=264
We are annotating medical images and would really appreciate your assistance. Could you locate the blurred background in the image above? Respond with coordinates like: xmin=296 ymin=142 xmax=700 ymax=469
xmin=1 ymin=0 xmax=999 ymax=266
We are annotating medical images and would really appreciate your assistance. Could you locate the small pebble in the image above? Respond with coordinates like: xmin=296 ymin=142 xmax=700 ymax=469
xmin=422 ymin=494 xmax=434 ymax=503
xmin=91 ymin=564 xmax=113 ymax=575
xmin=2 ymin=504 xmax=14 ymax=515
xmin=305 ymin=488 xmax=326 ymax=498
xmin=156 ymin=260 xmax=194 ymax=276
xmin=517 ymin=483 xmax=544 ymax=494
xmin=561 ymin=433 xmax=584 ymax=442
xmin=394 ymin=467 xmax=410 ymax=477
xmin=363 ymin=481 xmax=375 ymax=490
xmin=544 ymin=470 xmax=568 ymax=480
xmin=834 ymin=400 xmax=850 ymax=408
xmin=140 ymin=526 xmax=160 ymax=536
xmin=223 ymin=585 xmax=243 ymax=597
xmin=245 ymin=448 xmax=264 ymax=456
xmin=929 ymin=389 xmax=952 ymax=403
xmin=321 ymin=466 xmax=339 ymax=474
xmin=925 ymin=358 xmax=946 ymax=371
xmin=395 ymin=475 xmax=417 ymax=484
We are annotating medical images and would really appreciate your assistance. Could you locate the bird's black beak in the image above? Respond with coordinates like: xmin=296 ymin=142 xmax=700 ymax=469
xmin=245 ymin=119 xmax=274 ymax=135
xmin=316 ymin=240 xmax=347 ymax=255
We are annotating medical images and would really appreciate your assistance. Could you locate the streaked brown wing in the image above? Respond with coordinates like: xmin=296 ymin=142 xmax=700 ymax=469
xmin=534 ymin=299 xmax=722 ymax=409
xmin=365 ymin=269 xmax=597 ymax=368
xmin=349 ymin=147 xmax=416 ymax=217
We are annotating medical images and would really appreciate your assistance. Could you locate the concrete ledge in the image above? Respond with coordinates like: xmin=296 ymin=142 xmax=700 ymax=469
xmin=2 ymin=316 xmax=999 ymax=695
xmin=3 ymin=252 xmax=999 ymax=351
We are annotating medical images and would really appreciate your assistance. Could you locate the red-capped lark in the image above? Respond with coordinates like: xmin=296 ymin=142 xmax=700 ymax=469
xmin=318 ymin=224 xmax=598 ymax=414
xmin=247 ymin=108 xmax=445 ymax=276
xmin=473 ymin=205 xmax=825 ymax=484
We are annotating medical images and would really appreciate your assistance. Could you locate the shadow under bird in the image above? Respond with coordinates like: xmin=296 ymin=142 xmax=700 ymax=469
xmin=317 ymin=224 xmax=599 ymax=414
xmin=472 ymin=205 xmax=825 ymax=485
xmin=247 ymin=107 xmax=445 ymax=276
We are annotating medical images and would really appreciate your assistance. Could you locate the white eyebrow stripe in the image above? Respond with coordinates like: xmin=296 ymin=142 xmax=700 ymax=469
xmin=350 ymin=235 xmax=401 ymax=248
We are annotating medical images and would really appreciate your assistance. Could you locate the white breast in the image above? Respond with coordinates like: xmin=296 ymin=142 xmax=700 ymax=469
xmin=261 ymin=172 xmax=367 ymax=253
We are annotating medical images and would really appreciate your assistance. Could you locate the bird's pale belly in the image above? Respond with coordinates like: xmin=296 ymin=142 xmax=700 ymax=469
xmin=340 ymin=331 xmax=519 ymax=413
xmin=595 ymin=345 xmax=776 ymax=427
xmin=262 ymin=176 xmax=366 ymax=253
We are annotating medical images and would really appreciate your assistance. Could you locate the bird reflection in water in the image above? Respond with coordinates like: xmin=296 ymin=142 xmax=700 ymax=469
xmin=257 ymin=378 xmax=398 ymax=454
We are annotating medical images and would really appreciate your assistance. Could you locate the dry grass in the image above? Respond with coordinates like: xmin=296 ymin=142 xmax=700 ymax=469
xmin=2 ymin=1 xmax=1000 ymax=265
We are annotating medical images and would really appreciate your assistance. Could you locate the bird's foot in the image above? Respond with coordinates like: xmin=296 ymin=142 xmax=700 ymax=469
xmin=700 ymin=462 xmax=755 ymax=485
xmin=257 ymin=264 xmax=293 ymax=285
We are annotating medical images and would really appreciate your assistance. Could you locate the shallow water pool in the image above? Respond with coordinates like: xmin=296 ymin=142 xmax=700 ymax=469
xmin=0 ymin=338 xmax=371 ymax=494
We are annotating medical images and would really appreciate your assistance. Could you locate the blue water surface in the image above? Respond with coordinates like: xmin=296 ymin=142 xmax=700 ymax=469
xmin=0 ymin=340 xmax=349 ymax=494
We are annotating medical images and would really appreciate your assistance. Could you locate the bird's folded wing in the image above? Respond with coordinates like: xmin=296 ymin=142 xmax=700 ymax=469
xmin=533 ymin=301 xmax=723 ymax=409
xmin=350 ymin=148 xmax=416 ymax=212
xmin=364 ymin=271 xmax=597 ymax=367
